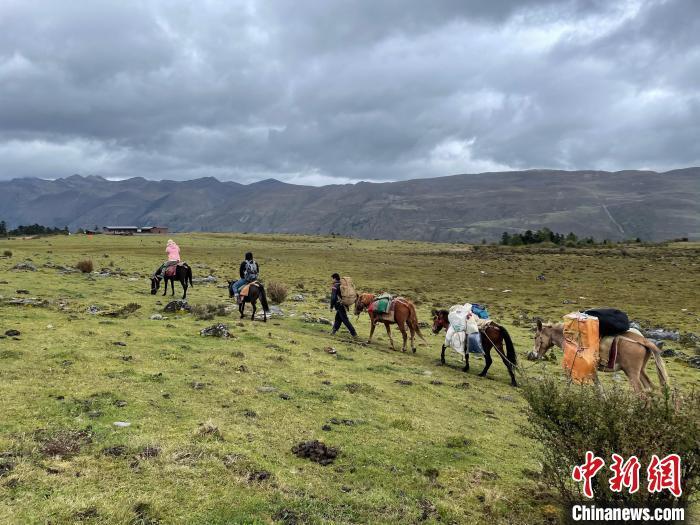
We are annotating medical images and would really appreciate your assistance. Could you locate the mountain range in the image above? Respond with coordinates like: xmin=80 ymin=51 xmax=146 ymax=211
xmin=1 ymin=168 xmax=698 ymax=242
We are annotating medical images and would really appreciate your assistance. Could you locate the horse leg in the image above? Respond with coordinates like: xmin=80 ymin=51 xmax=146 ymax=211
xmin=162 ymin=279 xmax=168 ymax=296
xmin=640 ymin=370 xmax=653 ymax=392
xmin=239 ymin=301 xmax=244 ymax=319
xmin=367 ymin=321 xmax=377 ymax=344
xmin=639 ymin=350 xmax=654 ymax=391
xmin=496 ymin=341 xmax=518 ymax=387
xmin=251 ymin=300 xmax=256 ymax=321
xmin=440 ymin=345 xmax=446 ymax=365
xmin=182 ymin=279 xmax=188 ymax=300
xmin=463 ymin=353 xmax=470 ymax=372
xmin=593 ymin=374 xmax=605 ymax=397
xmin=397 ymin=320 xmax=408 ymax=352
xmin=384 ymin=323 xmax=395 ymax=351
xmin=618 ymin=344 xmax=648 ymax=396
xmin=621 ymin=365 xmax=645 ymax=396
xmin=407 ymin=320 xmax=416 ymax=353
xmin=479 ymin=347 xmax=492 ymax=377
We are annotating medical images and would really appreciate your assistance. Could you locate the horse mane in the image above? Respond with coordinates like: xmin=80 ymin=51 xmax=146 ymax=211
xmin=358 ymin=292 xmax=375 ymax=304
xmin=539 ymin=321 xmax=563 ymax=329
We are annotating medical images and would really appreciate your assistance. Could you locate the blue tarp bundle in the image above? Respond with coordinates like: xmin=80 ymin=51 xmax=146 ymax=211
xmin=467 ymin=332 xmax=485 ymax=354
xmin=471 ymin=304 xmax=489 ymax=319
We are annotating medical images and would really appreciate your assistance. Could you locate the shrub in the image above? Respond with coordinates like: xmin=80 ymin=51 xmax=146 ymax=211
xmin=267 ymin=281 xmax=287 ymax=304
xmin=522 ymin=378 xmax=699 ymax=511
xmin=190 ymin=304 xmax=220 ymax=321
xmin=75 ymin=259 xmax=93 ymax=273
xmin=2 ymin=250 xmax=11 ymax=257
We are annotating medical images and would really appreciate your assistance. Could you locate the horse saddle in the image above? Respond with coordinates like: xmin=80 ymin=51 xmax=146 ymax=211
xmin=240 ymin=281 xmax=259 ymax=298
xmin=476 ymin=318 xmax=493 ymax=331
xmin=369 ymin=294 xmax=395 ymax=315
xmin=164 ymin=262 xmax=186 ymax=277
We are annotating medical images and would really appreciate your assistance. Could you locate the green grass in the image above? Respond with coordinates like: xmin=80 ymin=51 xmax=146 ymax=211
xmin=0 ymin=234 xmax=698 ymax=524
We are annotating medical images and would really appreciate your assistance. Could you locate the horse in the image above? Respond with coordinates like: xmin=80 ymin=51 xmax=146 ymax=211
xmin=151 ymin=264 xmax=193 ymax=300
xmin=432 ymin=310 xmax=518 ymax=387
xmin=354 ymin=293 xmax=426 ymax=352
xmin=227 ymin=281 xmax=269 ymax=322
xmin=529 ymin=319 xmax=670 ymax=394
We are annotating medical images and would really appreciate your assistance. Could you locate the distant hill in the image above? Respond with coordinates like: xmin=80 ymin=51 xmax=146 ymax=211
xmin=1 ymin=169 xmax=698 ymax=242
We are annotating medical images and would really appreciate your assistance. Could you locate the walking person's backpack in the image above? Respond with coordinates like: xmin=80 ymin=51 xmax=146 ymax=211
xmin=339 ymin=276 xmax=357 ymax=307
xmin=244 ymin=259 xmax=258 ymax=280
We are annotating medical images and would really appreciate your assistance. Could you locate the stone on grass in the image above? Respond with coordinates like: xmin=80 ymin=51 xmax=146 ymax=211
xmin=12 ymin=262 xmax=36 ymax=271
xmin=200 ymin=323 xmax=231 ymax=338
xmin=164 ymin=300 xmax=190 ymax=313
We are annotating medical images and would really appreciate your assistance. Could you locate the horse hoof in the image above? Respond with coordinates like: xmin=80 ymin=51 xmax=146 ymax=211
xmin=412 ymin=348 xmax=416 ymax=354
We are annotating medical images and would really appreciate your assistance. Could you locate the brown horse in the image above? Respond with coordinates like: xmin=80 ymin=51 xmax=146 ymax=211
xmin=354 ymin=293 xmax=425 ymax=352
xmin=529 ymin=320 xmax=670 ymax=394
xmin=432 ymin=310 xmax=518 ymax=387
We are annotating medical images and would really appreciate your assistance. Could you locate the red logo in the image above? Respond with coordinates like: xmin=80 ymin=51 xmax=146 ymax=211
xmin=609 ymin=454 xmax=641 ymax=494
xmin=572 ymin=451 xmax=606 ymax=498
xmin=647 ymin=454 xmax=682 ymax=498
xmin=573 ymin=453 xmax=682 ymax=498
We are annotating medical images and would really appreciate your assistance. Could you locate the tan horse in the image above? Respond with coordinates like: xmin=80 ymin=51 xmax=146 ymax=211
xmin=354 ymin=293 xmax=426 ymax=352
xmin=529 ymin=320 xmax=670 ymax=394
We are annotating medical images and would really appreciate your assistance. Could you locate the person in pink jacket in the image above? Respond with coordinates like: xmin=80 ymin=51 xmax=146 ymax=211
xmin=157 ymin=239 xmax=180 ymax=276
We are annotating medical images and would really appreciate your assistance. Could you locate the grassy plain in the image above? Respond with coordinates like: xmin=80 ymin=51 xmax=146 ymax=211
xmin=0 ymin=233 xmax=698 ymax=524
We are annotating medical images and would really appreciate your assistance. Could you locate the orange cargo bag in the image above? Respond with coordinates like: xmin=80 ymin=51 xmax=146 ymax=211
xmin=562 ymin=312 xmax=600 ymax=384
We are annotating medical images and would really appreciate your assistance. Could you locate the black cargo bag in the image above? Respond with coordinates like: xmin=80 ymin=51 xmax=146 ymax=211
xmin=583 ymin=308 xmax=630 ymax=337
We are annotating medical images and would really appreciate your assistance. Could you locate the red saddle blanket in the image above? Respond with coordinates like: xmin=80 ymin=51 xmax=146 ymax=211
xmin=164 ymin=263 xmax=185 ymax=277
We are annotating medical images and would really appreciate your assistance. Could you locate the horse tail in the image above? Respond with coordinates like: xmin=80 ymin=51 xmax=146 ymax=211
xmin=644 ymin=339 xmax=670 ymax=389
xmin=409 ymin=303 xmax=427 ymax=342
xmin=498 ymin=324 xmax=517 ymax=367
xmin=258 ymin=284 xmax=269 ymax=312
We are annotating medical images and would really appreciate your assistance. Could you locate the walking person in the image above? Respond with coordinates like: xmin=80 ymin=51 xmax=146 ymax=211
xmin=330 ymin=273 xmax=357 ymax=337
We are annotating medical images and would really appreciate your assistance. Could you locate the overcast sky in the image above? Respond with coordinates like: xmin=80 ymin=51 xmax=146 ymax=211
xmin=0 ymin=0 xmax=698 ymax=185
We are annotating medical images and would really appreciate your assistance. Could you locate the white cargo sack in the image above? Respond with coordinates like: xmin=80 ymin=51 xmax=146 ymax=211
xmin=448 ymin=303 xmax=479 ymax=334
xmin=445 ymin=325 xmax=467 ymax=355
xmin=445 ymin=303 xmax=479 ymax=355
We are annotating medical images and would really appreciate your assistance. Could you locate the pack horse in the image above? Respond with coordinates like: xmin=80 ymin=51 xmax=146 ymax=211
xmin=354 ymin=293 xmax=426 ymax=352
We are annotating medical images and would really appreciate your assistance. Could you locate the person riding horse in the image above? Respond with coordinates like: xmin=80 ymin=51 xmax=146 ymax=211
xmin=155 ymin=239 xmax=180 ymax=277
xmin=230 ymin=252 xmax=260 ymax=303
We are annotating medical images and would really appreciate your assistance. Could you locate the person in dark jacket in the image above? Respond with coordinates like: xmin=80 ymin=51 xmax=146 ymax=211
xmin=230 ymin=252 xmax=259 ymax=301
xmin=330 ymin=273 xmax=357 ymax=337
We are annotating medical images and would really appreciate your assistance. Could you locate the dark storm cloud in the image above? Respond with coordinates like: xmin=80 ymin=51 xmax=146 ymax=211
xmin=0 ymin=0 xmax=698 ymax=184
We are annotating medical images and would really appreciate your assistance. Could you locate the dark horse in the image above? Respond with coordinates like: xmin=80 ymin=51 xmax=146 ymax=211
xmin=151 ymin=264 xmax=193 ymax=300
xmin=227 ymin=281 xmax=270 ymax=322
xmin=432 ymin=309 xmax=518 ymax=387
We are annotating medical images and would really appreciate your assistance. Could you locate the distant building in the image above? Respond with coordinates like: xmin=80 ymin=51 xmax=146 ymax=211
xmin=102 ymin=226 xmax=169 ymax=235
